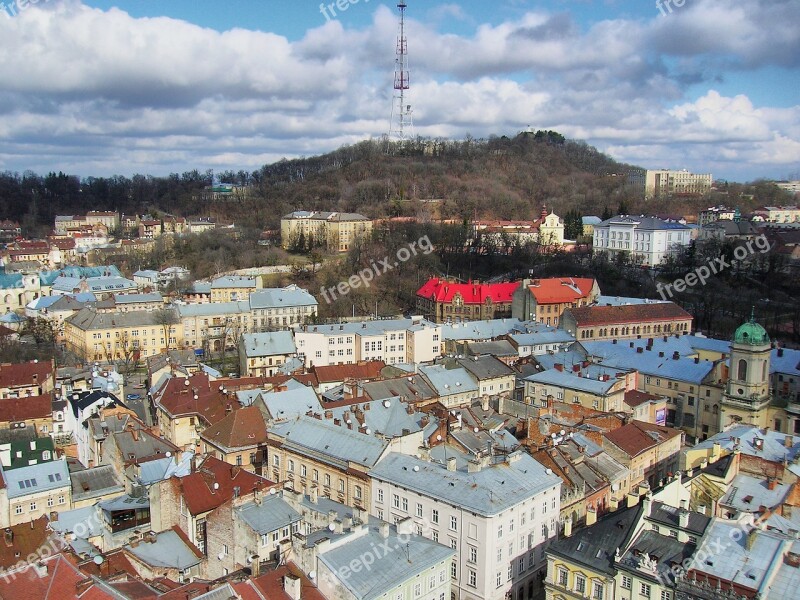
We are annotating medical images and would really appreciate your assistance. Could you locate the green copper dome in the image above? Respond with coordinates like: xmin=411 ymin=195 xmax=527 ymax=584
xmin=733 ymin=316 xmax=769 ymax=346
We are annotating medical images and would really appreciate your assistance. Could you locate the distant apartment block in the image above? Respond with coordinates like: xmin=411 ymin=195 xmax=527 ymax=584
xmin=593 ymin=215 xmax=691 ymax=266
xmin=774 ymin=180 xmax=800 ymax=194
xmin=281 ymin=210 xmax=372 ymax=252
xmin=752 ymin=205 xmax=800 ymax=223
xmin=628 ymin=168 xmax=712 ymax=198
xmin=698 ymin=205 xmax=736 ymax=226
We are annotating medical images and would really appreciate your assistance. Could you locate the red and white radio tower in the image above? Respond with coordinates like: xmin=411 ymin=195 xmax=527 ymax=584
xmin=388 ymin=2 xmax=413 ymax=143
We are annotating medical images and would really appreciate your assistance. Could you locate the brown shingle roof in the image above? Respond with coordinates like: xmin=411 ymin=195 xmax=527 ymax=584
xmin=176 ymin=456 xmax=274 ymax=515
xmin=604 ymin=420 xmax=681 ymax=458
xmin=0 ymin=361 xmax=53 ymax=390
xmin=0 ymin=394 xmax=52 ymax=423
xmin=200 ymin=405 xmax=267 ymax=450
xmin=565 ymin=302 xmax=692 ymax=327
xmin=312 ymin=360 xmax=386 ymax=384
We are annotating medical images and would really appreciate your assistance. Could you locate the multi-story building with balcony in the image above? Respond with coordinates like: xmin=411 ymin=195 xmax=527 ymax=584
xmin=592 ymin=215 xmax=692 ymax=266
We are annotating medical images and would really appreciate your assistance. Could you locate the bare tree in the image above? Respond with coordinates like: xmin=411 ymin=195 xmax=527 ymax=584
xmin=154 ymin=308 xmax=180 ymax=351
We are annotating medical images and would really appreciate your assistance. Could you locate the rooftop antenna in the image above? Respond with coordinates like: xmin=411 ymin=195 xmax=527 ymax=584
xmin=388 ymin=3 xmax=413 ymax=148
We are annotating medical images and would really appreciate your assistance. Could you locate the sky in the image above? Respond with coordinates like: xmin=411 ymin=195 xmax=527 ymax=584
xmin=0 ymin=0 xmax=798 ymax=182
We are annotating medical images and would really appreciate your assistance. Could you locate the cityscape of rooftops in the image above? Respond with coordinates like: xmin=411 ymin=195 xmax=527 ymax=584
xmin=0 ymin=2 xmax=798 ymax=599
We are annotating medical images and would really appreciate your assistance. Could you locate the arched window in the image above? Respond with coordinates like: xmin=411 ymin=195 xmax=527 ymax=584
xmin=737 ymin=359 xmax=748 ymax=381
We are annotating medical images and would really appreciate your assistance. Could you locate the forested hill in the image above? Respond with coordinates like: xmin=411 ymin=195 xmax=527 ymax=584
xmin=1 ymin=131 xmax=643 ymax=233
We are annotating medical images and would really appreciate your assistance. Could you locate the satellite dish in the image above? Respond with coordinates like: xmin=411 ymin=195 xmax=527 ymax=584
xmin=365 ymin=429 xmax=371 ymax=435
xmin=328 ymin=523 xmax=336 ymax=532
xmin=473 ymin=427 xmax=479 ymax=433
xmin=560 ymin=430 xmax=566 ymax=436
xmin=166 ymin=451 xmax=171 ymax=458
xmin=269 ymin=488 xmax=277 ymax=495
xmin=93 ymin=555 xmax=103 ymax=565
xmin=213 ymin=483 xmax=220 ymax=490
xmin=184 ymin=380 xmax=190 ymax=386
xmin=436 ymin=435 xmax=442 ymax=441
xmin=383 ymin=400 xmax=391 ymax=408
xmin=218 ymin=552 xmax=225 ymax=561
xmin=309 ymin=570 xmax=317 ymax=580
xmin=413 ymin=465 xmax=420 ymax=472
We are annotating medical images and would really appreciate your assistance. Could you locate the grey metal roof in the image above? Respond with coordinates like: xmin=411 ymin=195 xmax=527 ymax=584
xmin=99 ymin=493 xmax=150 ymax=512
xmin=617 ymin=528 xmax=697 ymax=584
xmin=261 ymin=386 xmax=322 ymax=420
xmin=439 ymin=318 xmax=524 ymax=341
xmin=693 ymin=424 xmax=800 ymax=464
xmin=524 ymin=368 xmax=620 ymax=395
xmin=597 ymin=215 xmax=691 ymax=231
xmin=457 ymin=355 xmax=515 ymax=380
xmin=70 ymin=465 xmax=124 ymax=502
xmin=361 ymin=375 xmax=437 ymax=403
xmin=508 ymin=330 xmax=576 ymax=347
xmin=318 ymin=523 xmax=454 ymax=600
xmin=137 ymin=451 xmax=194 ymax=485
xmin=418 ymin=364 xmax=479 ymax=396
xmin=114 ymin=293 xmax=163 ymax=304
xmin=719 ymin=473 xmax=791 ymax=513
xmin=211 ymin=275 xmax=258 ymax=289
xmin=466 ymin=339 xmax=518 ymax=356
xmin=50 ymin=505 xmax=105 ymax=539
xmin=176 ymin=301 xmax=250 ymax=318
xmin=4 ymin=459 xmax=70 ymax=499
xmin=297 ymin=317 xmax=438 ymax=338
xmin=66 ymin=307 xmax=177 ymax=331
xmin=241 ymin=330 xmax=296 ymax=358
xmin=270 ymin=416 xmax=389 ymax=469
xmin=249 ymin=285 xmax=317 ymax=309
xmin=369 ymin=451 xmax=561 ymax=516
xmin=325 ymin=397 xmax=433 ymax=439
xmin=235 ymin=495 xmax=302 ymax=534
xmin=125 ymin=528 xmax=202 ymax=570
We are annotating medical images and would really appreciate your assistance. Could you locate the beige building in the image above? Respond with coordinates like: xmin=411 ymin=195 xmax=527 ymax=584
xmin=266 ymin=415 xmax=390 ymax=512
xmin=281 ymin=211 xmax=372 ymax=252
xmin=200 ymin=406 xmax=267 ymax=473
xmin=1 ymin=459 xmax=71 ymax=526
xmin=64 ymin=306 xmax=182 ymax=362
xmin=561 ymin=301 xmax=693 ymax=341
xmin=628 ymin=168 xmax=712 ymax=198
xmin=511 ymin=277 xmax=600 ymax=326
xmin=524 ymin=363 xmax=633 ymax=413
xmin=210 ymin=276 xmax=262 ymax=303
xmin=603 ymin=420 xmax=683 ymax=492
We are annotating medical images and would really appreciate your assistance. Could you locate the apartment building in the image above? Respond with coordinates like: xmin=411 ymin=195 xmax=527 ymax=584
xmin=592 ymin=216 xmax=691 ymax=266
xmin=239 ymin=331 xmax=296 ymax=377
xmin=603 ymin=420 xmax=683 ymax=492
xmin=65 ymin=306 xmax=182 ymax=362
xmin=210 ymin=276 xmax=261 ymax=303
xmin=0 ymin=459 xmax=71 ymax=526
xmin=249 ymin=284 xmax=318 ymax=329
xmin=753 ymin=205 xmax=800 ymax=223
xmin=628 ymin=169 xmax=712 ymax=198
xmin=524 ymin=363 xmax=630 ymax=413
xmin=370 ymin=449 xmax=562 ymax=600
xmin=281 ymin=211 xmax=372 ymax=252
xmin=293 ymin=317 xmax=441 ymax=368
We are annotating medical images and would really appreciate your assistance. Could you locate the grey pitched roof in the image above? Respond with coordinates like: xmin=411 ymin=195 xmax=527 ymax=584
xmin=235 ymin=495 xmax=302 ymax=534
xmin=318 ymin=522 xmax=454 ymax=600
xmin=241 ymin=331 xmax=296 ymax=358
xmin=65 ymin=307 xmax=177 ymax=331
xmin=361 ymin=375 xmax=437 ymax=403
xmin=457 ymin=355 xmax=515 ymax=380
xmin=466 ymin=339 xmax=518 ymax=356
xmin=269 ymin=415 xmax=389 ymax=469
xmin=369 ymin=451 xmax=561 ymax=516
xmin=418 ymin=364 xmax=479 ymax=396
xmin=260 ymin=386 xmax=322 ymax=421
xmin=548 ymin=505 xmax=642 ymax=575
xmin=249 ymin=285 xmax=317 ymax=309
xmin=4 ymin=459 xmax=70 ymax=499
xmin=70 ymin=465 xmax=125 ymax=502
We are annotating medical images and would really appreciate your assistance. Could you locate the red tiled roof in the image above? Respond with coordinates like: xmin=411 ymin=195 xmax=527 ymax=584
xmin=0 ymin=394 xmax=52 ymax=423
xmin=200 ymin=405 xmax=267 ymax=450
xmin=0 ymin=553 xmax=116 ymax=599
xmin=250 ymin=562 xmax=327 ymax=600
xmin=154 ymin=372 xmax=229 ymax=425
xmin=176 ymin=456 xmax=274 ymax=515
xmin=527 ymin=277 xmax=596 ymax=304
xmin=416 ymin=278 xmax=520 ymax=304
xmin=565 ymin=302 xmax=692 ymax=327
xmin=0 ymin=360 xmax=53 ymax=389
xmin=604 ymin=420 xmax=681 ymax=458
xmin=312 ymin=360 xmax=386 ymax=383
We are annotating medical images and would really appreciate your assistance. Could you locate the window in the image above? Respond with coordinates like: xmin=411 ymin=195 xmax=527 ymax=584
xmin=621 ymin=575 xmax=631 ymax=589
xmin=58 ymin=495 xmax=65 ymax=504
xmin=47 ymin=497 xmax=54 ymax=507
xmin=660 ymin=592 xmax=671 ymax=600
xmin=451 ymin=562 xmax=457 ymax=579
xmin=287 ymin=460 xmax=294 ymax=473
xmin=498 ymin=524 xmax=503 ymax=538
xmin=413 ymin=582 xmax=421 ymax=597
xmin=416 ymin=503 xmax=423 ymax=517
xmin=575 ymin=575 xmax=586 ymax=594
xmin=496 ymin=571 xmax=502 ymax=588
xmin=450 ymin=515 xmax=458 ymax=531
xmin=30 ymin=502 xmax=37 ymax=511
xmin=393 ymin=494 xmax=400 ymax=508
xmin=402 ymin=497 xmax=408 ymax=512
xmin=468 ymin=569 xmax=476 ymax=587
xmin=355 ymin=486 xmax=362 ymax=500
xmin=593 ymin=582 xmax=604 ymax=599
xmin=432 ymin=509 xmax=439 ymax=524
xmin=469 ymin=547 xmax=477 ymax=563
xmin=300 ymin=465 xmax=307 ymax=477
xmin=377 ymin=489 xmax=384 ymax=503
xmin=640 ymin=583 xmax=651 ymax=597
xmin=14 ymin=505 xmax=22 ymax=515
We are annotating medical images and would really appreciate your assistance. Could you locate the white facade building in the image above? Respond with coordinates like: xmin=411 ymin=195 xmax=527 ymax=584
xmin=593 ymin=215 xmax=691 ymax=266
xmin=293 ymin=317 xmax=441 ymax=367
xmin=369 ymin=450 xmax=562 ymax=600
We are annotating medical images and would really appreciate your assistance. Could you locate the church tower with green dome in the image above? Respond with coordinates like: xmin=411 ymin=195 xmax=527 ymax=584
xmin=719 ymin=311 xmax=776 ymax=429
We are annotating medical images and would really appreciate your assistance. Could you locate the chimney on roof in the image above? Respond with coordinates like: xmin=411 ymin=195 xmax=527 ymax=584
xmin=673 ymin=351 xmax=680 ymax=360
xmin=446 ymin=456 xmax=457 ymax=471
xmin=283 ymin=575 xmax=302 ymax=600
xmin=785 ymin=436 xmax=793 ymax=449
xmin=554 ymin=363 xmax=563 ymax=372
xmin=379 ymin=522 xmax=390 ymax=539
xmin=3 ymin=528 xmax=12 ymax=547
xmin=767 ymin=478 xmax=777 ymax=491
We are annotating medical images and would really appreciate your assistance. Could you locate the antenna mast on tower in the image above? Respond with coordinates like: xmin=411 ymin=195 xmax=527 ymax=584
xmin=388 ymin=2 xmax=413 ymax=145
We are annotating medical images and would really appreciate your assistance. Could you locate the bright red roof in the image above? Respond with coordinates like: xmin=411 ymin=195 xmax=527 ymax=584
xmin=527 ymin=277 xmax=596 ymax=304
xmin=416 ymin=278 xmax=520 ymax=304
